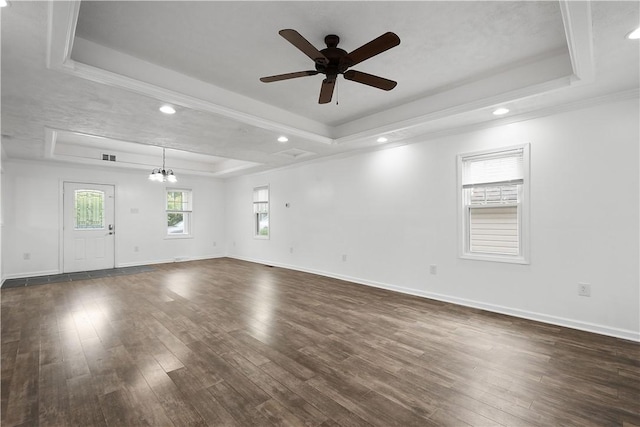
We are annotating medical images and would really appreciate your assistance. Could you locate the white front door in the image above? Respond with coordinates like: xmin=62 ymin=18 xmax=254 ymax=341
xmin=63 ymin=182 xmax=115 ymax=273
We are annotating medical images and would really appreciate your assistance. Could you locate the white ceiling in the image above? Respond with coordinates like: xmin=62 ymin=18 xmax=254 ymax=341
xmin=1 ymin=1 xmax=639 ymax=177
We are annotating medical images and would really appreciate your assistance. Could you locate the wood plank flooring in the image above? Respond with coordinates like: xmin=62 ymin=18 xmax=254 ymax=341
xmin=2 ymin=258 xmax=639 ymax=426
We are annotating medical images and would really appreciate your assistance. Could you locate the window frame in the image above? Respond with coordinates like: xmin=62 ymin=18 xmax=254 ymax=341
xmin=253 ymin=185 xmax=270 ymax=239
xmin=165 ymin=188 xmax=193 ymax=239
xmin=457 ymin=144 xmax=530 ymax=264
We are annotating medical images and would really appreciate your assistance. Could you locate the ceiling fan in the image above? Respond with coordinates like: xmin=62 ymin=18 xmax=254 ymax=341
xmin=260 ymin=29 xmax=400 ymax=104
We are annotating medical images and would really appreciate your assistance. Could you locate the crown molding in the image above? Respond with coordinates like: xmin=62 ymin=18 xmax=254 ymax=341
xmin=559 ymin=0 xmax=595 ymax=84
xmin=46 ymin=0 xmax=80 ymax=70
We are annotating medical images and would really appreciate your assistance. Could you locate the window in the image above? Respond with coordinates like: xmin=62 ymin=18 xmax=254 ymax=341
xmin=166 ymin=189 xmax=192 ymax=237
xmin=253 ymin=185 xmax=269 ymax=238
xmin=458 ymin=144 xmax=529 ymax=263
xmin=74 ymin=190 xmax=105 ymax=230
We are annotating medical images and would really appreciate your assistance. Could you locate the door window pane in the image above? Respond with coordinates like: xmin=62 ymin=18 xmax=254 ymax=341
xmin=74 ymin=190 xmax=105 ymax=230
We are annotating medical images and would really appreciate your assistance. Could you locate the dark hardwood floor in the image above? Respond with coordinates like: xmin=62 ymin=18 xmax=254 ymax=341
xmin=2 ymin=258 xmax=639 ymax=426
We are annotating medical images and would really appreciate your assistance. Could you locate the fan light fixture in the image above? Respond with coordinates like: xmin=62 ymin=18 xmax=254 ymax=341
xmin=149 ymin=148 xmax=177 ymax=183
xmin=627 ymin=27 xmax=640 ymax=40
xmin=377 ymin=137 xmax=388 ymax=143
xmin=493 ymin=107 xmax=510 ymax=116
xmin=277 ymin=136 xmax=289 ymax=143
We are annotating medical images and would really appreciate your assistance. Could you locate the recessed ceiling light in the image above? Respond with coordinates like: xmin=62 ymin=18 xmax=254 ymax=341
xmin=0 ymin=0 xmax=9 ymax=8
xmin=277 ymin=136 xmax=289 ymax=143
xmin=377 ymin=137 xmax=388 ymax=143
xmin=159 ymin=105 xmax=176 ymax=115
xmin=493 ymin=107 xmax=510 ymax=116
xmin=627 ymin=27 xmax=640 ymax=40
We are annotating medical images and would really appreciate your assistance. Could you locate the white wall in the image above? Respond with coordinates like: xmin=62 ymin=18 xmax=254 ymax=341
xmin=2 ymin=160 xmax=226 ymax=278
xmin=225 ymin=98 xmax=640 ymax=341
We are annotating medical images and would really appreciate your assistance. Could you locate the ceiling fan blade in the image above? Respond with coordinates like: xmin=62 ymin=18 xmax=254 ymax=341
xmin=260 ymin=70 xmax=319 ymax=83
xmin=345 ymin=32 xmax=400 ymax=67
xmin=343 ymin=70 xmax=397 ymax=91
xmin=318 ymin=78 xmax=336 ymax=104
xmin=279 ymin=29 xmax=329 ymax=65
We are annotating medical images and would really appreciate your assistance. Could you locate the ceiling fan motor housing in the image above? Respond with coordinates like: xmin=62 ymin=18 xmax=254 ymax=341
xmin=315 ymin=35 xmax=351 ymax=79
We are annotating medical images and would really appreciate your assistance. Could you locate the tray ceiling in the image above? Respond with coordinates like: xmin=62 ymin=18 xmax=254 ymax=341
xmin=1 ymin=1 xmax=638 ymax=177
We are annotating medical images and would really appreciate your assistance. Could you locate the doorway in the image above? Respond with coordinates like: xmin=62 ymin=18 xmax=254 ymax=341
xmin=63 ymin=182 xmax=115 ymax=273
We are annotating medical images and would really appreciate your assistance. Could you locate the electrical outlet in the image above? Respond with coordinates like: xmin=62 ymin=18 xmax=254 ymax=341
xmin=342 ymin=254 xmax=347 ymax=262
xmin=23 ymin=253 xmax=31 ymax=260
xmin=429 ymin=265 xmax=437 ymax=275
xmin=213 ymin=241 xmax=217 ymax=247
xmin=134 ymin=246 xmax=139 ymax=252
xmin=289 ymin=247 xmax=294 ymax=254
xmin=578 ymin=283 xmax=591 ymax=297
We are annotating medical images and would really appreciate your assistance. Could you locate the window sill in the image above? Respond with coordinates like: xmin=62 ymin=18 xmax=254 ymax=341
xmin=253 ymin=235 xmax=269 ymax=240
xmin=460 ymin=253 xmax=529 ymax=265
xmin=164 ymin=235 xmax=193 ymax=240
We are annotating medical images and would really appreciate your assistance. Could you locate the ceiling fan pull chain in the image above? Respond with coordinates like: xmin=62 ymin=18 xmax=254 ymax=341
xmin=336 ymin=79 xmax=339 ymax=105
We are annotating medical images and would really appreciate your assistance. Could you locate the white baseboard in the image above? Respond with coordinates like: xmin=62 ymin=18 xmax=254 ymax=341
xmin=116 ymin=254 xmax=225 ymax=268
xmin=230 ymin=255 xmax=640 ymax=343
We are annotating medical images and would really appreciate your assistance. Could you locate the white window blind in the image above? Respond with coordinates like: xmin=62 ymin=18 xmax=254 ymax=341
xmin=253 ymin=186 xmax=269 ymax=213
xmin=462 ymin=148 xmax=524 ymax=188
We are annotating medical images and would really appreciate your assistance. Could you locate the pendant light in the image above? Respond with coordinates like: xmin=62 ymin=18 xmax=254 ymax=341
xmin=149 ymin=148 xmax=177 ymax=183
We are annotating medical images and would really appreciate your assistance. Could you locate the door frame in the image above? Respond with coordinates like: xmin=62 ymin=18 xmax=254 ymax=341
xmin=59 ymin=180 xmax=118 ymax=273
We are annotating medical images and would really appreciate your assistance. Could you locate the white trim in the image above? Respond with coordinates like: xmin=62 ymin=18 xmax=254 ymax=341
xmin=116 ymin=254 xmax=224 ymax=268
xmin=459 ymin=254 xmax=528 ymax=265
xmin=559 ymin=0 xmax=595 ymax=84
xmin=44 ymin=128 xmax=57 ymax=159
xmin=228 ymin=255 xmax=640 ymax=343
xmin=46 ymin=0 xmax=80 ymax=70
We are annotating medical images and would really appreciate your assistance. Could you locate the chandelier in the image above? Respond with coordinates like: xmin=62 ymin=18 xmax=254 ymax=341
xmin=149 ymin=148 xmax=177 ymax=183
